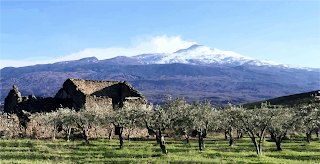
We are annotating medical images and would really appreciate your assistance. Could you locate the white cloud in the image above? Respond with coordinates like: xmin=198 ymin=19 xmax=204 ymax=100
xmin=0 ymin=35 xmax=197 ymax=69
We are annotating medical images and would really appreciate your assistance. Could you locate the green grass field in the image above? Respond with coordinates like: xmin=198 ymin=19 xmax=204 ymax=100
xmin=0 ymin=135 xmax=319 ymax=164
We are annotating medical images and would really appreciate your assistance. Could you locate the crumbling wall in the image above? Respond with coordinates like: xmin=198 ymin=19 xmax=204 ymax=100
xmin=91 ymin=83 xmax=122 ymax=108
xmin=4 ymin=85 xmax=73 ymax=114
xmin=120 ymin=82 xmax=144 ymax=99
xmin=121 ymin=82 xmax=147 ymax=108
xmin=59 ymin=78 xmax=146 ymax=109
xmin=55 ymin=79 xmax=87 ymax=110
xmin=4 ymin=86 xmax=22 ymax=114
xmin=5 ymin=78 xmax=147 ymax=114
xmin=85 ymin=95 xmax=113 ymax=110
xmin=19 ymin=97 xmax=73 ymax=113
xmin=3 ymin=80 xmax=149 ymax=139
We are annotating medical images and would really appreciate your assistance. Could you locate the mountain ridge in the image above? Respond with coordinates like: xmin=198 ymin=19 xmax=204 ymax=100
xmin=0 ymin=45 xmax=319 ymax=105
xmin=1 ymin=44 xmax=319 ymax=71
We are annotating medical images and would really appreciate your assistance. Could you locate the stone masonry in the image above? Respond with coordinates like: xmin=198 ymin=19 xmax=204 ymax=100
xmin=4 ymin=78 xmax=146 ymax=114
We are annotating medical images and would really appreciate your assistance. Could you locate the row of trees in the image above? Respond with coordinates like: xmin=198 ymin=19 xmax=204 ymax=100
xmin=1 ymin=93 xmax=319 ymax=156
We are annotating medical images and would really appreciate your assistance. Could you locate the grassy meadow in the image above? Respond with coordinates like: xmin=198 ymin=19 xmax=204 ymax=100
xmin=0 ymin=135 xmax=319 ymax=164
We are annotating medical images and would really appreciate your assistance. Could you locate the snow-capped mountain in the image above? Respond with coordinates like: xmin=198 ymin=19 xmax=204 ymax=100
xmin=1 ymin=44 xmax=319 ymax=106
xmin=133 ymin=44 xmax=251 ymax=65
xmin=132 ymin=44 xmax=317 ymax=71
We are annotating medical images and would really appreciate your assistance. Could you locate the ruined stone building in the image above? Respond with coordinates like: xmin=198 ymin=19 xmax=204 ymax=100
xmin=54 ymin=78 xmax=146 ymax=110
xmin=4 ymin=78 xmax=146 ymax=114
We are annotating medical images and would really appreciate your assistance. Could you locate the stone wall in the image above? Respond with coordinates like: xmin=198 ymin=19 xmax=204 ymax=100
xmin=84 ymin=95 xmax=113 ymax=110
xmin=121 ymin=81 xmax=146 ymax=103
xmin=55 ymin=78 xmax=146 ymax=109
xmin=123 ymin=97 xmax=147 ymax=109
xmin=4 ymin=86 xmax=22 ymax=114
xmin=55 ymin=79 xmax=87 ymax=110
xmin=4 ymin=85 xmax=73 ymax=114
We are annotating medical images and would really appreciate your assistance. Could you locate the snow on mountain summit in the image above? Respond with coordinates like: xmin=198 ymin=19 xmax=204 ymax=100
xmin=131 ymin=44 xmax=317 ymax=71
xmin=133 ymin=44 xmax=254 ymax=66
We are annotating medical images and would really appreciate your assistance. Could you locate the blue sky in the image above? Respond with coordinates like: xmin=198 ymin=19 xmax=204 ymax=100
xmin=1 ymin=1 xmax=319 ymax=69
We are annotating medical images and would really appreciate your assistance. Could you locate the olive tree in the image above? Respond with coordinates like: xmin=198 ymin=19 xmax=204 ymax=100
xmin=57 ymin=108 xmax=78 ymax=142
xmin=267 ymin=106 xmax=295 ymax=151
xmin=106 ymin=105 xmax=144 ymax=149
xmin=73 ymin=108 xmax=104 ymax=144
xmin=142 ymin=104 xmax=159 ymax=142
xmin=38 ymin=108 xmax=71 ymax=142
xmin=232 ymin=104 xmax=275 ymax=155
xmin=293 ymin=94 xmax=320 ymax=144
xmin=142 ymin=104 xmax=171 ymax=154
xmin=40 ymin=109 xmax=61 ymax=142
xmin=163 ymin=97 xmax=193 ymax=143
xmin=105 ymin=108 xmax=125 ymax=148
xmin=190 ymin=101 xmax=219 ymax=151
xmin=218 ymin=105 xmax=242 ymax=147
xmin=122 ymin=105 xmax=145 ymax=142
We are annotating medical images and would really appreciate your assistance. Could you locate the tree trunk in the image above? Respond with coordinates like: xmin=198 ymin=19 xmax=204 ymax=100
xmin=159 ymin=128 xmax=167 ymax=154
xmin=251 ymin=137 xmax=261 ymax=155
xmin=237 ymin=129 xmax=243 ymax=139
xmin=67 ymin=127 xmax=71 ymax=142
xmin=224 ymin=129 xmax=228 ymax=140
xmin=185 ymin=135 xmax=189 ymax=143
xmin=83 ymin=129 xmax=89 ymax=144
xmin=198 ymin=131 xmax=202 ymax=151
xmin=229 ymin=128 xmax=234 ymax=146
xmin=201 ymin=135 xmax=205 ymax=149
xmin=306 ymin=132 xmax=312 ymax=144
xmin=108 ymin=129 xmax=113 ymax=140
xmin=25 ymin=126 xmax=28 ymax=135
xmin=156 ymin=132 xmax=161 ymax=144
xmin=276 ymin=140 xmax=282 ymax=151
xmin=198 ymin=131 xmax=204 ymax=151
xmin=128 ymin=134 xmax=130 ymax=142
xmin=257 ymin=130 xmax=265 ymax=155
xmin=258 ymin=141 xmax=262 ymax=155
xmin=271 ymin=132 xmax=283 ymax=151
xmin=119 ymin=128 xmax=123 ymax=149
xmin=270 ymin=132 xmax=275 ymax=142
xmin=52 ymin=126 xmax=56 ymax=142
xmin=202 ymin=129 xmax=207 ymax=138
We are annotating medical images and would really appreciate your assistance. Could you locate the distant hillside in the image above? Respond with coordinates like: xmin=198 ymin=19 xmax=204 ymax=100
xmin=241 ymin=90 xmax=320 ymax=109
